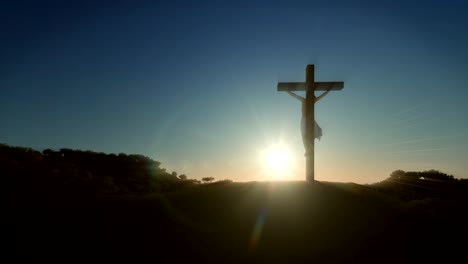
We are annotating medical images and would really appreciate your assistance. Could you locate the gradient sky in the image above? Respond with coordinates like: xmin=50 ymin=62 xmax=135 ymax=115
xmin=2 ymin=0 xmax=468 ymax=183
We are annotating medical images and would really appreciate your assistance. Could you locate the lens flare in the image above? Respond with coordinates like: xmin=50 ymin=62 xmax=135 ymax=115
xmin=248 ymin=207 xmax=267 ymax=252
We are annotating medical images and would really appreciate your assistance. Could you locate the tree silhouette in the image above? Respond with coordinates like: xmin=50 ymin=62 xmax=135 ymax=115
xmin=390 ymin=170 xmax=405 ymax=179
xmin=202 ymin=177 xmax=215 ymax=183
xmin=0 ymin=143 xmax=201 ymax=195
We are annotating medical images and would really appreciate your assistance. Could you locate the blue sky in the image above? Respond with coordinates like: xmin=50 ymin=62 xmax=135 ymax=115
xmin=1 ymin=0 xmax=468 ymax=183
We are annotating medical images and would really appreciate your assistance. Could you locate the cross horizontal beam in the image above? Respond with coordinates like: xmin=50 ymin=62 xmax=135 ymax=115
xmin=277 ymin=81 xmax=344 ymax=91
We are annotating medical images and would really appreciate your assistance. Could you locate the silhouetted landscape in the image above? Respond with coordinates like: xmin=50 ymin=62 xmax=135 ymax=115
xmin=4 ymin=143 xmax=467 ymax=262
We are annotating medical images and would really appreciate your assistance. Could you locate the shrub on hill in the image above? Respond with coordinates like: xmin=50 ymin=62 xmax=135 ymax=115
xmin=1 ymin=143 xmax=201 ymax=197
xmin=389 ymin=169 xmax=457 ymax=182
xmin=372 ymin=169 xmax=468 ymax=204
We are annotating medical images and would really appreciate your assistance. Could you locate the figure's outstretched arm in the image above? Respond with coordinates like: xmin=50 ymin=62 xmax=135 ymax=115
xmin=315 ymin=84 xmax=334 ymax=103
xmin=287 ymin=91 xmax=305 ymax=102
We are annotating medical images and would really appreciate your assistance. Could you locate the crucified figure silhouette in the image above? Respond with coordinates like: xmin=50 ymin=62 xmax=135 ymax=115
xmin=287 ymin=87 xmax=333 ymax=156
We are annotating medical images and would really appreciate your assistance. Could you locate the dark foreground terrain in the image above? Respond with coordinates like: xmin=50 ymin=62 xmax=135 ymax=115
xmin=8 ymin=181 xmax=468 ymax=263
xmin=3 ymin=145 xmax=467 ymax=262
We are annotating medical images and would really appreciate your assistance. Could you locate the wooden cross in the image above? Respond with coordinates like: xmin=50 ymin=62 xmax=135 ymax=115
xmin=277 ymin=64 xmax=344 ymax=182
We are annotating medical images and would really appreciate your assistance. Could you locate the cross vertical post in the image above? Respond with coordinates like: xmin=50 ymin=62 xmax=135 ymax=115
xmin=277 ymin=64 xmax=344 ymax=182
xmin=305 ymin=65 xmax=315 ymax=181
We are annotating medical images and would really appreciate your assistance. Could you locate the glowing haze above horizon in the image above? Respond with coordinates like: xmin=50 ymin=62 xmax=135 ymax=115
xmin=1 ymin=0 xmax=468 ymax=184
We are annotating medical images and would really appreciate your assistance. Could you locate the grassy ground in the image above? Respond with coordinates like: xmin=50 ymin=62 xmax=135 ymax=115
xmin=10 ymin=181 xmax=466 ymax=262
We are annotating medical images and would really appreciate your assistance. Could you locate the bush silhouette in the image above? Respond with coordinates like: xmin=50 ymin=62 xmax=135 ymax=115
xmin=0 ymin=143 xmax=204 ymax=196
xmin=388 ymin=169 xmax=457 ymax=182
xmin=202 ymin=177 xmax=215 ymax=183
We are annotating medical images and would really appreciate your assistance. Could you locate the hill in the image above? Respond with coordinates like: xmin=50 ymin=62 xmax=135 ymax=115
xmin=9 ymin=181 xmax=468 ymax=263
xmin=3 ymin=144 xmax=467 ymax=262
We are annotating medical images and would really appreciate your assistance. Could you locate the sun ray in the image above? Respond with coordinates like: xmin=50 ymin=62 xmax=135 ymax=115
xmin=387 ymin=147 xmax=455 ymax=154
xmin=382 ymin=134 xmax=461 ymax=146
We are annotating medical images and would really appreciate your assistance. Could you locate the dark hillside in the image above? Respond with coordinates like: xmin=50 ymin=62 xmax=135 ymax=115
xmin=9 ymin=181 xmax=467 ymax=263
xmin=3 ymin=144 xmax=467 ymax=262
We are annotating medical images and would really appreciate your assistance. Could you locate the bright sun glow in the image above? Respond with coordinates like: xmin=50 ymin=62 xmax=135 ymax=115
xmin=260 ymin=144 xmax=293 ymax=180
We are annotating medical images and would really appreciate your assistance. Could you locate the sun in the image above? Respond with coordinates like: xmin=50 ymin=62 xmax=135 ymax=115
xmin=260 ymin=144 xmax=293 ymax=180
xmin=266 ymin=149 xmax=289 ymax=172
